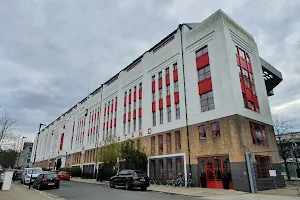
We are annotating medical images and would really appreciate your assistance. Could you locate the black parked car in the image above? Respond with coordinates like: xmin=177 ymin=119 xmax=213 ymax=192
xmin=110 ymin=170 xmax=149 ymax=191
xmin=13 ymin=170 xmax=23 ymax=181
xmin=33 ymin=172 xmax=60 ymax=190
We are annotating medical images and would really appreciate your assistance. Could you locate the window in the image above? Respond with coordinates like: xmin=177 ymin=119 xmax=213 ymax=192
xmin=212 ymin=122 xmax=220 ymax=137
xmin=124 ymin=105 xmax=126 ymax=113
xmin=152 ymin=75 xmax=155 ymax=82
xmin=198 ymin=65 xmax=211 ymax=82
xmin=129 ymin=89 xmax=131 ymax=95
xmin=152 ymin=111 xmax=156 ymax=126
xmin=134 ymin=86 xmax=136 ymax=93
xmin=174 ymin=81 xmax=179 ymax=92
xmin=159 ymin=109 xmax=163 ymax=124
xmin=166 ymin=85 xmax=170 ymax=96
xmin=175 ymin=103 xmax=180 ymax=119
xmin=139 ymin=99 xmax=142 ymax=108
xmin=173 ymin=62 xmax=177 ymax=71
xmin=167 ymin=106 xmax=171 ymax=122
xmin=151 ymin=136 xmax=155 ymax=153
xmin=200 ymin=91 xmax=215 ymax=112
xmin=158 ymin=135 xmax=163 ymax=153
xmin=196 ymin=46 xmax=208 ymax=58
xmin=139 ymin=83 xmax=142 ymax=89
xmin=256 ymin=156 xmax=271 ymax=179
xmin=128 ymin=102 xmax=131 ymax=111
xmin=166 ymin=67 xmax=169 ymax=74
xmin=199 ymin=125 xmax=206 ymax=139
xmin=242 ymin=69 xmax=250 ymax=88
xmin=133 ymin=119 xmax=136 ymax=132
xmin=159 ymin=88 xmax=163 ymax=99
xmin=175 ymin=131 xmax=181 ymax=150
xmin=250 ymin=123 xmax=267 ymax=146
xmin=128 ymin=122 xmax=130 ymax=133
xmin=239 ymin=49 xmax=245 ymax=59
xmin=167 ymin=159 xmax=173 ymax=178
xmin=152 ymin=92 xmax=156 ymax=102
xmin=166 ymin=133 xmax=171 ymax=152
xmin=139 ymin=117 xmax=142 ymax=130
xmin=123 ymin=122 xmax=126 ymax=134
xmin=134 ymin=101 xmax=136 ymax=110
xmin=158 ymin=71 xmax=162 ymax=78
xmin=248 ymin=101 xmax=255 ymax=111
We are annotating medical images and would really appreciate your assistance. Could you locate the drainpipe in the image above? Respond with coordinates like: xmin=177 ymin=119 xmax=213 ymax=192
xmin=179 ymin=24 xmax=192 ymax=180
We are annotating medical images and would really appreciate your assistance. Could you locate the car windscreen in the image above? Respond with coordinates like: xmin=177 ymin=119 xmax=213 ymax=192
xmin=134 ymin=171 xmax=146 ymax=177
xmin=27 ymin=169 xmax=42 ymax=174
xmin=44 ymin=173 xmax=58 ymax=179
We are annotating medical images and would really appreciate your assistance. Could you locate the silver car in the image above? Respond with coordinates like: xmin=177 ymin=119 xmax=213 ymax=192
xmin=21 ymin=168 xmax=43 ymax=185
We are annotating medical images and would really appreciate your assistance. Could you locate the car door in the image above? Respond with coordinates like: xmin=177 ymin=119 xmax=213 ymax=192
xmin=121 ymin=170 xmax=131 ymax=185
xmin=113 ymin=171 xmax=121 ymax=186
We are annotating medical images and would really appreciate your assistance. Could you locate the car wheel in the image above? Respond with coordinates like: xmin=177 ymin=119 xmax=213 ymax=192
xmin=141 ymin=187 xmax=147 ymax=191
xmin=21 ymin=179 xmax=23 ymax=184
xmin=56 ymin=184 xmax=60 ymax=189
xmin=124 ymin=181 xmax=132 ymax=190
xmin=37 ymin=184 xmax=42 ymax=191
xmin=110 ymin=180 xmax=115 ymax=188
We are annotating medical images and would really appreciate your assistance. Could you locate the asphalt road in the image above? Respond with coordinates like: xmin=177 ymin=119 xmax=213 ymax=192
xmin=44 ymin=181 xmax=198 ymax=200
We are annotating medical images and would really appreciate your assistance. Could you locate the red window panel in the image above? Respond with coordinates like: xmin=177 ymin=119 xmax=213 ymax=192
xmin=134 ymin=91 xmax=137 ymax=101
xmin=138 ymin=107 xmax=142 ymax=117
xmin=115 ymin=101 xmax=117 ymax=111
xmin=159 ymin=99 xmax=163 ymax=110
xmin=196 ymin=53 xmax=209 ymax=70
xmin=114 ymin=118 xmax=116 ymax=126
xmin=133 ymin=110 xmax=137 ymax=119
xmin=240 ymin=80 xmax=246 ymax=93
xmin=158 ymin=77 xmax=162 ymax=89
xmin=59 ymin=133 xmax=64 ymax=150
xmin=128 ymin=112 xmax=131 ymax=121
xmin=104 ymin=107 xmax=106 ymax=116
xmin=128 ymin=94 xmax=132 ymax=104
xmin=174 ymin=92 xmax=180 ymax=104
xmin=97 ymin=111 xmax=100 ymax=119
xmin=166 ymin=95 xmax=171 ymax=107
xmin=173 ymin=69 xmax=178 ymax=82
xmin=250 ymin=123 xmax=267 ymax=146
xmin=107 ymin=105 xmax=110 ymax=113
xmin=152 ymin=81 xmax=156 ymax=92
xmin=106 ymin=122 xmax=109 ymax=130
xmin=139 ymin=88 xmax=142 ymax=99
xmin=110 ymin=119 xmax=112 ymax=128
xmin=152 ymin=102 xmax=156 ymax=112
xmin=124 ymin=96 xmax=126 ymax=106
xmin=165 ymin=74 xmax=170 ymax=85
xmin=246 ymin=88 xmax=254 ymax=102
xmin=123 ymin=114 xmax=126 ymax=122
xmin=198 ymin=78 xmax=212 ymax=95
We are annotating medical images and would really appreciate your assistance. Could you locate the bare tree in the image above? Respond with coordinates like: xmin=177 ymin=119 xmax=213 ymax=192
xmin=273 ymin=114 xmax=299 ymax=180
xmin=0 ymin=112 xmax=17 ymax=149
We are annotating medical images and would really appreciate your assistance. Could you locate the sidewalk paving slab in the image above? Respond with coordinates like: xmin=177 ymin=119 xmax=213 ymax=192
xmin=0 ymin=183 xmax=63 ymax=200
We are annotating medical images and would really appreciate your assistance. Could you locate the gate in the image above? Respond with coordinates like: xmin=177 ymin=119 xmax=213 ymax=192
xmin=246 ymin=149 xmax=300 ymax=197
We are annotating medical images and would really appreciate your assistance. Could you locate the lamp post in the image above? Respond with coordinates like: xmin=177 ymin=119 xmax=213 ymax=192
xmin=29 ymin=123 xmax=46 ymax=189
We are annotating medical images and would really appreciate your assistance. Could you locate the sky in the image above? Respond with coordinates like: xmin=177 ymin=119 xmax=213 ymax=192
xmin=0 ymin=0 xmax=299 ymax=142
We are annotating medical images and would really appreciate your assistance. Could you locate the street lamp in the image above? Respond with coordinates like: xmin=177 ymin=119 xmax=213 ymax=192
xmin=29 ymin=123 xmax=46 ymax=189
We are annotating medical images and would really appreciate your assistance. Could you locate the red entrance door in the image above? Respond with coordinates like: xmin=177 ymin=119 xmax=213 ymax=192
xmin=198 ymin=155 xmax=233 ymax=189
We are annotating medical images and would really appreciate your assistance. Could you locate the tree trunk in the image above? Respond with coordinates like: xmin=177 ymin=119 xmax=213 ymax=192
xmin=284 ymin=159 xmax=291 ymax=180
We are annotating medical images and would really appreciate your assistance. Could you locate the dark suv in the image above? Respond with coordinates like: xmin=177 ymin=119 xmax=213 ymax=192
xmin=33 ymin=172 xmax=60 ymax=190
xmin=110 ymin=170 xmax=149 ymax=191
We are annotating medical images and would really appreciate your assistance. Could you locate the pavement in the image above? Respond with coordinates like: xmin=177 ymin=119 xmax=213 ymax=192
xmin=0 ymin=182 xmax=63 ymax=200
